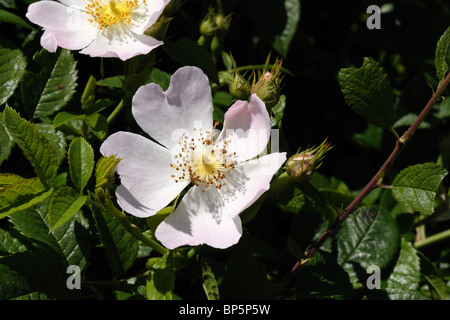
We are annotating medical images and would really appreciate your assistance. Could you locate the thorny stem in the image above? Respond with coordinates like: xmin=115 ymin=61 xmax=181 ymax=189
xmin=280 ymin=71 xmax=450 ymax=289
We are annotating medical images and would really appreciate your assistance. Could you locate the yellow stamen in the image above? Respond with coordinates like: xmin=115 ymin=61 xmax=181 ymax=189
xmin=85 ymin=0 xmax=146 ymax=30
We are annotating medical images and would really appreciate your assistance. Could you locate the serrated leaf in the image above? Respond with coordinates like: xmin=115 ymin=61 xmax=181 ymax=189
xmin=21 ymin=49 xmax=78 ymax=118
xmin=35 ymin=123 xmax=67 ymax=165
xmin=9 ymin=198 xmax=90 ymax=269
xmin=68 ymin=137 xmax=94 ymax=193
xmin=146 ymin=252 xmax=174 ymax=300
xmin=386 ymin=240 xmax=429 ymax=300
xmin=95 ymin=155 xmax=121 ymax=189
xmin=0 ymin=46 xmax=26 ymax=105
xmin=338 ymin=57 xmax=395 ymax=129
xmin=49 ymin=186 xmax=87 ymax=231
xmin=197 ymin=255 xmax=219 ymax=300
xmin=249 ymin=0 xmax=300 ymax=57
xmin=435 ymin=26 xmax=450 ymax=82
xmin=3 ymin=106 xmax=58 ymax=186
xmin=0 ymin=113 xmax=14 ymax=166
xmin=417 ymin=251 xmax=447 ymax=300
xmin=0 ymin=174 xmax=53 ymax=219
xmin=337 ymin=206 xmax=399 ymax=282
xmin=0 ymin=228 xmax=27 ymax=255
xmin=86 ymin=113 xmax=108 ymax=141
xmin=91 ymin=204 xmax=138 ymax=277
xmin=392 ymin=162 xmax=448 ymax=215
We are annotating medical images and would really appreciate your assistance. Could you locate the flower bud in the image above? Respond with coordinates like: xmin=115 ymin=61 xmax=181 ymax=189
xmin=229 ymin=71 xmax=251 ymax=100
xmin=251 ymin=56 xmax=283 ymax=110
xmin=286 ymin=140 xmax=332 ymax=182
xmin=226 ymin=54 xmax=251 ymax=100
xmin=199 ymin=9 xmax=217 ymax=37
xmin=145 ymin=16 xmax=173 ymax=40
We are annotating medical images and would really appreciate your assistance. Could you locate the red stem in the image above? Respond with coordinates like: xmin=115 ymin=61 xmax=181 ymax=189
xmin=283 ymin=71 xmax=450 ymax=285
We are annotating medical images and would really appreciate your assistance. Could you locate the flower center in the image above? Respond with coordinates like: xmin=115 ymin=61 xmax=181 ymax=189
xmin=171 ymin=124 xmax=236 ymax=192
xmin=85 ymin=0 xmax=145 ymax=30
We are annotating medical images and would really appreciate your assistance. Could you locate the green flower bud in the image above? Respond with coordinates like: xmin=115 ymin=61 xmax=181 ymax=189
xmin=215 ymin=13 xmax=232 ymax=34
xmin=199 ymin=8 xmax=218 ymax=37
xmin=229 ymin=71 xmax=251 ymax=100
xmin=145 ymin=16 xmax=173 ymax=40
xmin=286 ymin=140 xmax=333 ymax=183
xmin=251 ymin=56 xmax=283 ymax=110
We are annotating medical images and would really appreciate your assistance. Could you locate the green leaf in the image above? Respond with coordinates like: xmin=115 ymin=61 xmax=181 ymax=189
xmin=338 ymin=57 xmax=395 ymax=129
xmin=0 ymin=173 xmax=53 ymax=219
xmin=48 ymin=186 xmax=87 ymax=231
xmin=163 ymin=37 xmax=219 ymax=84
xmin=53 ymin=111 xmax=85 ymax=129
xmin=0 ymin=9 xmax=34 ymax=29
xmin=146 ymin=252 xmax=175 ymax=300
xmin=435 ymin=26 xmax=450 ymax=82
xmin=0 ymin=228 xmax=27 ymax=255
xmin=148 ymin=68 xmax=171 ymax=91
xmin=86 ymin=113 xmax=108 ymax=141
xmin=68 ymin=137 xmax=94 ymax=193
xmin=392 ymin=162 xmax=448 ymax=215
xmin=91 ymin=205 xmax=138 ymax=277
xmin=0 ymin=251 xmax=79 ymax=300
xmin=95 ymin=155 xmax=121 ymax=189
xmin=417 ymin=251 xmax=447 ymax=300
xmin=21 ymin=49 xmax=78 ymax=118
xmin=270 ymin=94 xmax=286 ymax=128
xmin=248 ymin=0 xmax=301 ymax=57
xmin=35 ymin=123 xmax=67 ymax=165
xmin=3 ymin=106 xmax=58 ymax=185
xmin=9 ymin=198 xmax=90 ymax=269
xmin=386 ymin=240 xmax=429 ymax=300
xmin=0 ymin=112 xmax=14 ymax=166
xmin=197 ymin=255 xmax=219 ymax=300
xmin=0 ymin=46 xmax=27 ymax=105
xmin=337 ymin=206 xmax=399 ymax=273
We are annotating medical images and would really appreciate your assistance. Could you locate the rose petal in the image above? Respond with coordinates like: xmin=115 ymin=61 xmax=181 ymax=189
xmin=130 ymin=0 xmax=169 ymax=34
xmin=132 ymin=66 xmax=214 ymax=150
xmin=155 ymin=186 xmax=243 ymax=249
xmin=219 ymin=94 xmax=271 ymax=162
xmin=79 ymin=24 xmax=162 ymax=60
xmin=40 ymin=30 xmax=58 ymax=52
xmin=218 ymin=152 xmax=287 ymax=218
xmin=26 ymin=1 xmax=97 ymax=50
xmin=100 ymin=131 xmax=189 ymax=217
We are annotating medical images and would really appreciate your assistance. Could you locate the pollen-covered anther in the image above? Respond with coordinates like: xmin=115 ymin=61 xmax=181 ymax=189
xmin=170 ymin=127 xmax=236 ymax=191
xmin=85 ymin=0 xmax=146 ymax=30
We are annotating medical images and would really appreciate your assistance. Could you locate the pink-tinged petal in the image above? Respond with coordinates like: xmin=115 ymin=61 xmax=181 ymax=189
xmin=26 ymin=1 xmax=97 ymax=50
xmin=79 ymin=24 xmax=162 ymax=60
xmin=130 ymin=0 xmax=169 ymax=34
xmin=155 ymin=187 xmax=243 ymax=249
xmin=132 ymin=66 xmax=214 ymax=150
xmin=219 ymin=94 xmax=271 ymax=162
xmin=100 ymin=131 xmax=189 ymax=218
xmin=40 ymin=30 xmax=58 ymax=52
xmin=219 ymin=152 xmax=287 ymax=218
